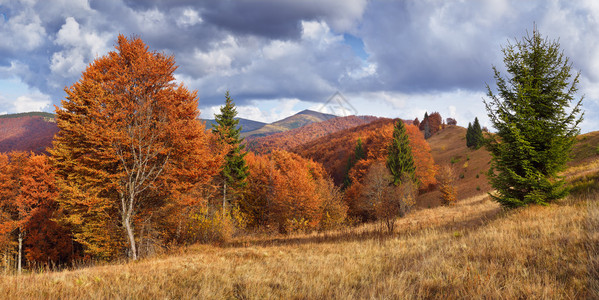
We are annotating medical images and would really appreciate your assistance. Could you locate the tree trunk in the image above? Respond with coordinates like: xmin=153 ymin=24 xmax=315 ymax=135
xmin=3 ymin=249 xmax=8 ymax=275
xmin=17 ymin=230 xmax=23 ymax=274
xmin=124 ymin=216 xmax=138 ymax=260
xmin=222 ymin=181 xmax=227 ymax=218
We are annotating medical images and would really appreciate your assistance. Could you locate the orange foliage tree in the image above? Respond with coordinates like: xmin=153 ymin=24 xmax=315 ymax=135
xmin=437 ymin=164 xmax=458 ymax=206
xmin=360 ymin=161 xmax=416 ymax=232
xmin=0 ymin=152 xmax=73 ymax=272
xmin=51 ymin=35 xmax=220 ymax=260
xmin=243 ymin=150 xmax=346 ymax=232
xmin=419 ymin=111 xmax=443 ymax=138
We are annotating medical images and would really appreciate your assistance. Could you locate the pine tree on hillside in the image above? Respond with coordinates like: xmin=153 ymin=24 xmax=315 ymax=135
xmin=212 ymin=91 xmax=249 ymax=212
xmin=466 ymin=118 xmax=484 ymax=149
xmin=484 ymin=27 xmax=583 ymax=207
xmin=343 ymin=138 xmax=366 ymax=189
xmin=471 ymin=117 xmax=484 ymax=149
xmin=466 ymin=122 xmax=473 ymax=148
xmin=387 ymin=120 xmax=416 ymax=186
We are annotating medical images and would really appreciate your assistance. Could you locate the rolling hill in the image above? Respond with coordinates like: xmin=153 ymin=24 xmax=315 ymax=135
xmin=0 ymin=110 xmax=335 ymax=154
xmin=241 ymin=109 xmax=337 ymax=138
xmin=245 ymin=115 xmax=378 ymax=154
xmin=0 ymin=112 xmax=58 ymax=153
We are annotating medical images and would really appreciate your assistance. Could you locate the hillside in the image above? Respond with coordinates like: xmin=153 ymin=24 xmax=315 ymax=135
xmin=569 ymin=130 xmax=599 ymax=167
xmin=246 ymin=115 xmax=378 ymax=154
xmin=0 ymin=124 xmax=597 ymax=299
xmin=417 ymin=125 xmax=493 ymax=208
xmin=0 ymin=113 xmax=58 ymax=153
xmin=292 ymin=118 xmax=396 ymax=185
xmin=241 ymin=109 xmax=336 ymax=138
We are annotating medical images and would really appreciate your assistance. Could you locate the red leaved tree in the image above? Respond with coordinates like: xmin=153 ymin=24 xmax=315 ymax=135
xmin=0 ymin=152 xmax=72 ymax=272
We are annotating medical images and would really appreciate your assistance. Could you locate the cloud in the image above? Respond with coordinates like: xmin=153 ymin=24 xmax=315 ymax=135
xmin=179 ymin=20 xmax=367 ymax=106
xmin=14 ymin=93 xmax=51 ymax=113
xmin=49 ymin=17 xmax=112 ymax=87
xmin=0 ymin=0 xmax=596 ymax=132
xmin=0 ymin=7 xmax=46 ymax=52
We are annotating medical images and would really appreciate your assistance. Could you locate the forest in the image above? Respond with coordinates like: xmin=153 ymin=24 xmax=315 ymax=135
xmin=0 ymin=35 xmax=458 ymax=271
xmin=0 ymin=29 xmax=596 ymax=299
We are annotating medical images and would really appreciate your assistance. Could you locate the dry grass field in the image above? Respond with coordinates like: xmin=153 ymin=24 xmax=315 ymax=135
xmin=1 ymin=187 xmax=596 ymax=299
xmin=1 ymin=127 xmax=597 ymax=299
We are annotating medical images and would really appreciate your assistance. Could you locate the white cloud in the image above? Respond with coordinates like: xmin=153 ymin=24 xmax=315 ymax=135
xmin=176 ymin=8 xmax=203 ymax=28
xmin=0 ymin=9 xmax=46 ymax=51
xmin=50 ymin=17 xmax=112 ymax=86
xmin=13 ymin=93 xmax=51 ymax=113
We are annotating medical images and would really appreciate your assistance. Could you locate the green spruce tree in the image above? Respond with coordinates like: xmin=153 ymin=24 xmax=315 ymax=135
xmin=466 ymin=122 xmax=473 ymax=148
xmin=212 ymin=91 xmax=249 ymax=212
xmin=343 ymin=138 xmax=366 ymax=189
xmin=484 ymin=27 xmax=583 ymax=208
xmin=386 ymin=120 xmax=416 ymax=186
xmin=471 ymin=117 xmax=484 ymax=149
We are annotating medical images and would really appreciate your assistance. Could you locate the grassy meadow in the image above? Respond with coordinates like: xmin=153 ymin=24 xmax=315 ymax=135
xmin=0 ymin=182 xmax=596 ymax=299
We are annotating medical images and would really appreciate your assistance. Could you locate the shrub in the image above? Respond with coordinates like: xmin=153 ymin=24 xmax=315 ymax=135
xmin=185 ymin=206 xmax=235 ymax=244
xmin=437 ymin=165 xmax=458 ymax=206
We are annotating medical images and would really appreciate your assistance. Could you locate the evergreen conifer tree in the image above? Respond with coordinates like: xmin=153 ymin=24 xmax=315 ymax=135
xmin=386 ymin=120 xmax=416 ymax=186
xmin=212 ymin=91 xmax=249 ymax=211
xmin=471 ymin=117 xmax=484 ymax=149
xmin=484 ymin=28 xmax=583 ymax=207
xmin=466 ymin=122 xmax=473 ymax=148
xmin=343 ymin=138 xmax=366 ymax=188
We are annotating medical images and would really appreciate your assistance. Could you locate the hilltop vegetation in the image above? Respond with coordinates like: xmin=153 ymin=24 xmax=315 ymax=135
xmin=246 ymin=115 xmax=378 ymax=154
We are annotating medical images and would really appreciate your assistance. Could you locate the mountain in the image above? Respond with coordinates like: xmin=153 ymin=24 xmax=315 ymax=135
xmin=0 ymin=112 xmax=58 ymax=153
xmin=201 ymin=118 xmax=266 ymax=133
xmin=241 ymin=109 xmax=337 ymax=138
xmin=246 ymin=115 xmax=378 ymax=154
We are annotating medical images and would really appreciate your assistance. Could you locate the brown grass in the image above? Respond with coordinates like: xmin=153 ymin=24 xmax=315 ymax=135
xmin=417 ymin=125 xmax=492 ymax=208
xmin=1 ymin=189 xmax=596 ymax=299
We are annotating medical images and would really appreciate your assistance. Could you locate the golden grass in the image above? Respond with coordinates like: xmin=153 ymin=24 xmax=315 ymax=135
xmin=1 ymin=190 xmax=596 ymax=299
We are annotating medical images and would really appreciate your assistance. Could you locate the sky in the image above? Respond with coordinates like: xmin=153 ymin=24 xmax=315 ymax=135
xmin=0 ymin=0 xmax=598 ymax=132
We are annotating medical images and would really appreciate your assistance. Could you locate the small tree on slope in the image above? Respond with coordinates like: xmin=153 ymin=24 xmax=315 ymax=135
xmin=386 ymin=120 xmax=416 ymax=186
xmin=212 ymin=91 xmax=249 ymax=214
xmin=484 ymin=27 xmax=583 ymax=207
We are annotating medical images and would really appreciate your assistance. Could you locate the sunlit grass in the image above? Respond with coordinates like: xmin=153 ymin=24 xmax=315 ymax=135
xmin=1 ymin=188 xmax=595 ymax=299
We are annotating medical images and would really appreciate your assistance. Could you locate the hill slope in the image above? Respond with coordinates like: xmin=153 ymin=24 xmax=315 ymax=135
xmin=0 ymin=113 xmax=58 ymax=153
xmin=292 ymin=118 xmax=396 ymax=185
xmin=241 ymin=109 xmax=336 ymax=138
xmin=417 ymin=125 xmax=493 ymax=207
xmin=246 ymin=115 xmax=378 ymax=154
